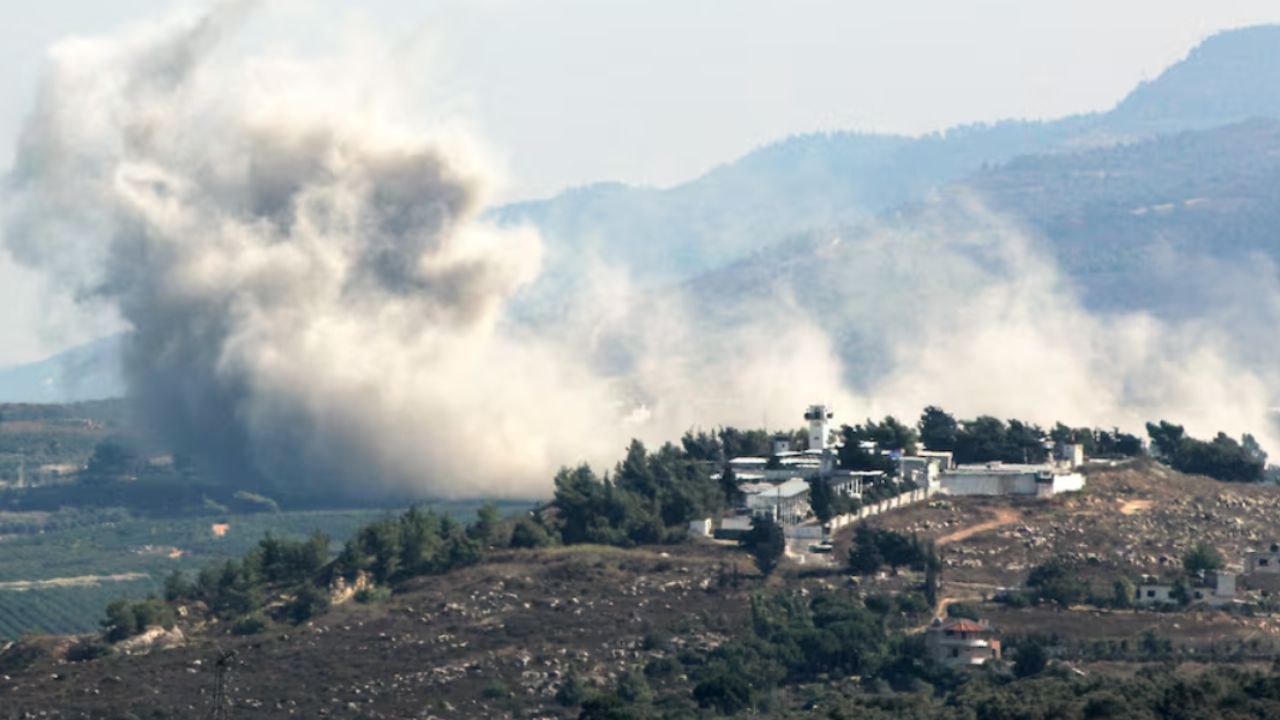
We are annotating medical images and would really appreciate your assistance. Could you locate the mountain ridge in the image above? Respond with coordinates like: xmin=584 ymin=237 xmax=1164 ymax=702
xmin=494 ymin=24 xmax=1280 ymax=298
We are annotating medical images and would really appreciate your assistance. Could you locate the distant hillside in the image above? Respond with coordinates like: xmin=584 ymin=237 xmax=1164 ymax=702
xmin=685 ymin=118 xmax=1280 ymax=383
xmin=974 ymin=118 xmax=1280 ymax=318
xmin=1108 ymin=25 xmax=1280 ymax=135
xmin=0 ymin=335 xmax=124 ymax=403
xmin=15 ymin=26 xmax=1280 ymax=402
xmin=495 ymin=25 xmax=1280 ymax=313
xmin=493 ymin=122 xmax=1077 ymax=291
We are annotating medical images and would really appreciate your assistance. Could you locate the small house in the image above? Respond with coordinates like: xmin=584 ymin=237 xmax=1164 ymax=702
xmin=926 ymin=618 xmax=1002 ymax=667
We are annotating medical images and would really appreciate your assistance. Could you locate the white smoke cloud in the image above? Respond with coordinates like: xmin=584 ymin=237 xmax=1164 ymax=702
xmin=4 ymin=3 xmax=641 ymax=498
xmin=4 ymin=2 xmax=858 ymax=499
xmin=784 ymin=198 xmax=1280 ymax=453
xmin=7 ymin=3 xmax=1275 ymax=503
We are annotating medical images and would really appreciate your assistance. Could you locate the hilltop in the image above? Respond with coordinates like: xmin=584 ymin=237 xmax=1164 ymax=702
xmin=8 ymin=460 xmax=1280 ymax=717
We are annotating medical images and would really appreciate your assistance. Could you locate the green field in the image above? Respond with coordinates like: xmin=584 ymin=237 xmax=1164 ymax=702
xmin=0 ymin=580 xmax=157 ymax=638
xmin=0 ymin=500 xmax=532 ymax=640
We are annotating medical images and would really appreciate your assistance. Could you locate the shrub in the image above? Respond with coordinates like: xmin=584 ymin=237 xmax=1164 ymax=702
xmin=644 ymin=656 xmax=680 ymax=678
xmin=354 ymin=586 xmax=393 ymax=604
xmin=66 ymin=639 xmax=112 ymax=662
xmin=131 ymin=598 xmax=175 ymax=630
xmin=946 ymin=602 xmax=982 ymax=620
xmin=101 ymin=599 xmax=138 ymax=642
xmin=481 ymin=680 xmax=510 ymax=699
xmin=740 ymin=516 xmax=786 ymax=576
xmin=1026 ymin=559 xmax=1087 ymax=608
xmin=1183 ymin=541 xmax=1225 ymax=573
xmin=556 ymin=673 xmax=589 ymax=707
xmin=509 ymin=518 xmax=553 ymax=549
xmin=616 ymin=669 xmax=653 ymax=704
xmin=1112 ymin=577 xmax=1136 ymax=609
xmin=286 ymin=583 xmax=330 ymax=624
xmin=693 ymin=668 xmax=754 ymax=714
xmin=233 ymin=615 xmax=267 ymax=636
xmin=1014 ymin=641 xmax=1048 ymax=678
xmin=641 ymin=629 xmax=673 ymax=651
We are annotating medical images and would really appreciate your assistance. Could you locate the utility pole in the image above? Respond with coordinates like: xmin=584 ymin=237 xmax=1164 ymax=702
xmin=208 ymin=648 xmax=237 ymax=720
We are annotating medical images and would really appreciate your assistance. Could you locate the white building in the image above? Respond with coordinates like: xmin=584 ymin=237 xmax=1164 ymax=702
xmin=1135 ymin=572 xmax=1238 ymax=608
xmin=935 ymin=462 xmax=1085 ymax=498
xmin=1245 ymin=543 xmax=1280 ymax=574
xmin=1193 ymin=572 xmax=1237 ymax=607
xmin=744 ymin=477 xmax=811 ymax=525
xmin=804 ymin=404 xmax=833 ymax=451
xmin=771 ymin=434 xmax=793 ymax=455
xmin=898 ymin=452 xmax=952 ymax=490
xmin=825 ymin=470 xmax=881 ymax=497
xmin=1055 ymin=443 xmax=1086 ymax=469
xmin=1134 ymin=580 xmax=1174 ymax=606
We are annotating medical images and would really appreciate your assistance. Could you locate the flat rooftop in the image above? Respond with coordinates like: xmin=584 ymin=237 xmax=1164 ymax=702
xmin=950 ymin=463 xmax=1060 ymax=475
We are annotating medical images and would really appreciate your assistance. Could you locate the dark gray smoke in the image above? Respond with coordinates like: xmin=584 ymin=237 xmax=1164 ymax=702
xmin=3 ymin=3 xmax=653 ymax=498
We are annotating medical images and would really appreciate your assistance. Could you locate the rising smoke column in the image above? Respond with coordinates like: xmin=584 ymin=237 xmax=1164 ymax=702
xmin=18 ymin=3 xmax=1264 ymax=502
xmin=3 ymin=3 xmax=648 ymax=498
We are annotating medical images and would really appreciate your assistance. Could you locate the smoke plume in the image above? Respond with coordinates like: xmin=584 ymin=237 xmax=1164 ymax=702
xmin=5 ymin=4 xmax=646 ymax=498
xmin=713 ymin=197 xmax=1280 ymax=454
xmin=6 ymin=4 xmax=1277 ymax=501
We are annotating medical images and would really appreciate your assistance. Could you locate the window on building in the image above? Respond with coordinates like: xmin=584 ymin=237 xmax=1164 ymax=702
xmin=1146 ymin=590 xmax=1155 ymax=598
xmin=951 ymin=648 xmax=959 ymax=658
xmin=1262 ymin=559 xmax=1270 ymax=567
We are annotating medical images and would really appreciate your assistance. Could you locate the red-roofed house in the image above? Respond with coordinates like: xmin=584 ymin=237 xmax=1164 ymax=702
xmin=927 ymin=618 xmax=1002 ymax=667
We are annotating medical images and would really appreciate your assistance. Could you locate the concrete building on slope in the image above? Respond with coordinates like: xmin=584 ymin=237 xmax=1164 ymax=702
xmin=933 ymin=462 xmax=1085 ymax=498
xmin=716 ymin=403 xmax=874 ymax=528
xmin=927 ymin=618 xmax=1002 ymax=667
xmin=744 ymin=477 xmax=812 ymax=525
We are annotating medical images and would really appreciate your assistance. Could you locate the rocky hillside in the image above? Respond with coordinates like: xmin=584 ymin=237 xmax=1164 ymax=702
xmin=8 ymin=461 xmax=1280 ymax=717
xmin=1 ymin=544 xmax=758 ymax=719
xmin=871 ymin=459 xmax=1280 ymax=589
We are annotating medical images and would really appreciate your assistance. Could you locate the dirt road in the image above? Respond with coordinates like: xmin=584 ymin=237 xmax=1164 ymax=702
xmin=936 ymin=507 xmax=1021 ymax=546
xmin=1119 ymin=499 xmax=1154 ymax=515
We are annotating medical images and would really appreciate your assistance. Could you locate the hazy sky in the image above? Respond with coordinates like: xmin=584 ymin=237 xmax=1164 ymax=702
xmin=3 ymin=0 xmax=1280 ymax=367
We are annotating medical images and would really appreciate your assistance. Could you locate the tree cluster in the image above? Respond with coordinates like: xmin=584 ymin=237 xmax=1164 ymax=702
xmin=331 ymin=507 xmax=482 ymax=584
xmin=1024 ymin=558 xmax=1089 ymax=608
xmin=103 ymin=505 xmax=501 ymax=643
xmin=837 ymin=417 xmax=917 ymax=472
xmin=100 ymin=598 xmax=175 ymax=642
xmin=920 ymin=407 xmax=1144 ymax=464
xmin=679 ymin=427 xmax=776 ymax=463
xmin=1147 ymin=421 xmax=1267 ymax=483
xmin=1050 ymin=423 xmax=1143 ymax=458
xmin=552 ymin=440 xmax=724 ymax=547
xmin=739 ymin=516 xmax=786 ymax=576
xmin=848 ymin=527 xmax=939 ymax=577
xmin=691 ymin=591 xmax=927 ymax=714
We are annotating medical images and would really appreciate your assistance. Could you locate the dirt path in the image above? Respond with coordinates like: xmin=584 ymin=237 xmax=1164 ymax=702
xmin=1119 ymin=499 xmax=1154 ymax=515
xmin=936 ymin=507 xmax=1021 ymax=546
